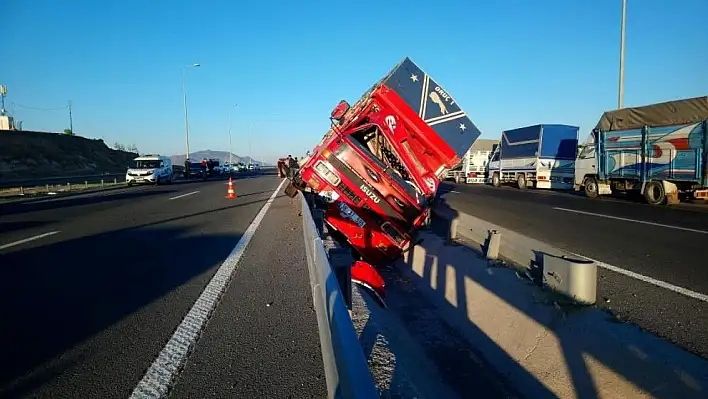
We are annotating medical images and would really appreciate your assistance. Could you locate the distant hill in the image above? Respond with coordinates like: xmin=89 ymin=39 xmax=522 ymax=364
xmin=170 ymin=150 xmax=267 ymax=166
xmin=0 ymin=130 xmax=138 ymax=181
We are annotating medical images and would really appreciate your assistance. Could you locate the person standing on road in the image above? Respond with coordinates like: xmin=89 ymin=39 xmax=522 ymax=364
xmin=285 ymin=154 xmax=295 ymax=179
xmin=288 ymin=155 xmax=300 ymax=179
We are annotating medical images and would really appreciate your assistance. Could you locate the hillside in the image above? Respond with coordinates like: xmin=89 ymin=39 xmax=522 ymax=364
xmin=0 ymin=130 xmax=138 ymax=181
xmin=170 ymin=150 xmax=267 ymax=166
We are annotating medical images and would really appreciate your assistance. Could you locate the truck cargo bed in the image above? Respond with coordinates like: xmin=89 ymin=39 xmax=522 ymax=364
xmin=371 ymin=57 xmax=482 ymax=159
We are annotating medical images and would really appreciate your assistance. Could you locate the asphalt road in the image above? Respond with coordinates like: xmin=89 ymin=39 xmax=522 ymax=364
xmin=0 ymin=173 xmax=326 ymax=398
xmin=440 ymin=182 xmax=708 ymax=359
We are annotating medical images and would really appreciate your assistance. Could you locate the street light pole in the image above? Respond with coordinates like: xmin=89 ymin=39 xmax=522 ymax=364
xmin=618 ymin=0 xmax=627 ymax=109
xmin=67 ymin=101 xmax=73 ymax=133
xmin=228 ymin=104 xmax=237 ymax=165
xmin=248 ymin=122 xmax=253 ymax=165
xmin=182 ymin=63 xmax=201 ymax=161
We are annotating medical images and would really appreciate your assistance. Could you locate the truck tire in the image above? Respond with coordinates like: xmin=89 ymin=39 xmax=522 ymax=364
xmin=644 ymin=180 xmax=666 ymax=206
xmin=584 ymin=177 xmax=599 ymax=199
xmin=492 ymin=173 xmax=501 ymax=188
xmin=517 ymin=174 xmax=527 ymax=190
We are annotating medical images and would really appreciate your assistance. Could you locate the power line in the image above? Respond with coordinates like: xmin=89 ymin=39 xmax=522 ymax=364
xmin=11 ymin=102 xmax=65 ymax=112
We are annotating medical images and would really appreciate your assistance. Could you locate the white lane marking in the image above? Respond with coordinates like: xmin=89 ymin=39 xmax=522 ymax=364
xmin=0 ymin=231 xmax=60 ymax=250
xmin=168 ymin=191 xmax=200 ymax=200
xmin=553 ymin=207 xmax=708 ymax=235
xmin=129 ymin=178 xmax=287 ymax=399
xmin=570 ymin=252 xmax=708 ymax=303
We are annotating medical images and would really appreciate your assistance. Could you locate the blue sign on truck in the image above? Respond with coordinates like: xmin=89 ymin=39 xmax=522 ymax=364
xmin=487 ymin=124 xmax=579 ymax=190
xmin=575 ymin=95 xmax=708 ymax=205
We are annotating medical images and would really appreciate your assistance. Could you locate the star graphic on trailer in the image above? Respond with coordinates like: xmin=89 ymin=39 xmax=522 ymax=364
xmin=410 ymin=74 xmax=419 ymax=82
xmin=459 ymin=123 xmax=467 ymax=131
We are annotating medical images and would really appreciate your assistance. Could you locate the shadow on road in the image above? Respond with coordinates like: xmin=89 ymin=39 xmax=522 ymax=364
xmin=0 ymin=195 xmax=279 ymax=397
xmin=400 ymin=204 xmax=708 ymax=399
xmin=0 ymin=188 xmax=175 ymax=217
xmin=0 ymin=220 xmax=55 ymax=235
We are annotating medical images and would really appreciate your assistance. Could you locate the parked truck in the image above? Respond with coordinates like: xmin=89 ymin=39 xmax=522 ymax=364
xmin=290 ymin=57 xmax=481 ymax=265
xmin=487 ymin=124 xmax=579 ymax=190
xmin=462 ymin=139 xmax=498 ymax=183
xmin=575 ymin=96 xmax=708 ymax=205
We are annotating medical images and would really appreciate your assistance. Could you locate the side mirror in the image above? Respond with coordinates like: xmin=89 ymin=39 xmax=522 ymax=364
xmin=330 ymin=100 xmax=350 ymax=121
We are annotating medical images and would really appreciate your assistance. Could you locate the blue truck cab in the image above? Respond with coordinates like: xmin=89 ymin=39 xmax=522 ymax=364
xmin=575 ymin=96 xmax=708 ymax=205
xmin=487 ymin=124 xmax=579 ymax=190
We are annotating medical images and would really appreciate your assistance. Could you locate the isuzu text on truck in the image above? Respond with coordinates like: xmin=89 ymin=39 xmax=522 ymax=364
xmin=487 ymin=124 xmax=579 ymax=190
xmin=289 ymin=57 xmax=481 ymax=266
xmin=575 ymin=96 xmax=708 ymax=205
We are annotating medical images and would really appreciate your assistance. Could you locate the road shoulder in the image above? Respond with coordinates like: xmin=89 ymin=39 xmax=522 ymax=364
xmin=169 ymin=190 xmax=327 ymax=398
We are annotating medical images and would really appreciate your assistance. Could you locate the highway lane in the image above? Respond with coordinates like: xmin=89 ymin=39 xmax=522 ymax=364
xmin=0 ymin=174 xmax=326 ymax=398
xmin=440 ymin=182 xmax=708 ymax=358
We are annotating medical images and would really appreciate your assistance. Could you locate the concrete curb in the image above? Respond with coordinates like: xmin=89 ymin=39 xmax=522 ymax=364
xmin=398 ymin=213 xmax=708 ymax=398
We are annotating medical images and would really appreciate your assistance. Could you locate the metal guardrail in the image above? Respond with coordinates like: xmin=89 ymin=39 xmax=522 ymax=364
xmin=0 ymin=173 xmax=126 ymax=189
xmin=300 ymin=193 xmax=378 ymax=399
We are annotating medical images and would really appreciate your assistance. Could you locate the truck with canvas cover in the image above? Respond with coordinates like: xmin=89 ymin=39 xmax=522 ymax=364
xmin=487 ymin=124 xmax=579 ymax=189
xmin=291 ymin=57 xmax=482 ymax=265
xmin=575 ymin=96 xmax=708 ymax=205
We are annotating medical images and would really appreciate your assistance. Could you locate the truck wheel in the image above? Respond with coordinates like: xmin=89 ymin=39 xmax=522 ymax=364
xmin=644 ymin=181 xmax=666 ymax=206
xmin=492 ymin=173 xmax=501 ymax=188
xmin=584 ymin=177 xmax=599 ymax=199
xmin=517 ymin=174 xmax=527 ymax=190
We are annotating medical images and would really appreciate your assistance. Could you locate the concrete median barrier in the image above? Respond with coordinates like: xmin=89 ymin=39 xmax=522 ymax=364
xmin=398 ymin=202 xmax=708 ymax=398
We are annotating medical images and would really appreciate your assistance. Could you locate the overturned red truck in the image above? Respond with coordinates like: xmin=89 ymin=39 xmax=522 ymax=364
xmin=289 ymin=57 xmax=481 ymax=269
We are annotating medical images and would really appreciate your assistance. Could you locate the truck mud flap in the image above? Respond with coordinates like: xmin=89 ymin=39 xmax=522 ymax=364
xmin=284 ymin=182 xmax=300 ymax=198
xmin=351 ymin=260 xmax=387 ymax=308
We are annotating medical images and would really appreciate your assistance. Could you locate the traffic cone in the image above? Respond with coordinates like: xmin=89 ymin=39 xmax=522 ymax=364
xmin=226 ymin=177 xmax=237 ymax=199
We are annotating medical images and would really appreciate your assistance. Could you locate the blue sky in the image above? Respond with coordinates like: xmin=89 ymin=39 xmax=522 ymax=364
xmin=3 ymin=0 xmax=707 ymax=164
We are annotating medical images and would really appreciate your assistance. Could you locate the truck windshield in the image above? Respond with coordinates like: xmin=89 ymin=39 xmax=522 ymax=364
xmin=346 ymin=136 xmax=420 ymax=202
xmin=131 ymin=160 xmax=160 ymax=169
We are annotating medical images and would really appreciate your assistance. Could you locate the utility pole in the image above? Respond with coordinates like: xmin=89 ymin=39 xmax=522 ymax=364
xmin=228 ymin=104 xmax=237 ymax=164
xmin=618 ymin=0 xmax=627 ymax=109
xmin=248 ymin=122 xmax=252 ymax=165
xmin=182 ymin=63 xmax=201 ymax=161
xmin=68 ymin=101 xmax=73 ymax=133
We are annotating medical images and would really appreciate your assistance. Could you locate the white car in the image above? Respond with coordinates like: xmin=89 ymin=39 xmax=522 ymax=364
xmin=126 ymin=155 xmax=173 ymax=185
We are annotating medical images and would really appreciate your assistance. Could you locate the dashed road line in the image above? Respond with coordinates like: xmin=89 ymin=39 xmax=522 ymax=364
xmin=129 ymin=178 xmax=287 ymax=399
xmin=0 ymin=231 xmax=60 ymax=250
xmin=569 ymin=252 xmax=708 ymax=303
xmin=168 ymin=191 xmax=200 ymax=200
xmin=553 ymin=207 xmax=708 ymax=235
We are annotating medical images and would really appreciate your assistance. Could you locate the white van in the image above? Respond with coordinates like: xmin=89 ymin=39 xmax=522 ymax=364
xmin=126 ymin=154 xmax=173 ymax=185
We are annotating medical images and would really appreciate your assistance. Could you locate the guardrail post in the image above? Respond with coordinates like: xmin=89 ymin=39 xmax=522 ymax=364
xmin=542 ymin=254 xmax=597 ymax=305
xmin=46 ymin=184 xmax=49 ymax=192
xmin=311 ymin=209 xmax=324 ymax=236
xmin=114 ymin=178 xmax=117 ymax=185
xmin=19 ymin=186 xmax=24 ymax=195
xmin=85 ymin=181 xmax=88 ymax=189
xmin=447 ymin=217 xmax=459 ymax=242
xmin=327 ymin=246 xmax=353 ymax=310
xmin=67 ymin=182 xmax=71 ymax=191
xmin=101 ymin=179 xmax=104 ymax=188
xmin=485 ymin=230 xmax=501 ymax=260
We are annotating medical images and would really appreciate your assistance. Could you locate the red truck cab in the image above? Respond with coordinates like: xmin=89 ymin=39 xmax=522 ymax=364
xmin=330 ymin=58 xmax=481 ymax=200
xmin=295 ymin=57 xmax=482 ymax=264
